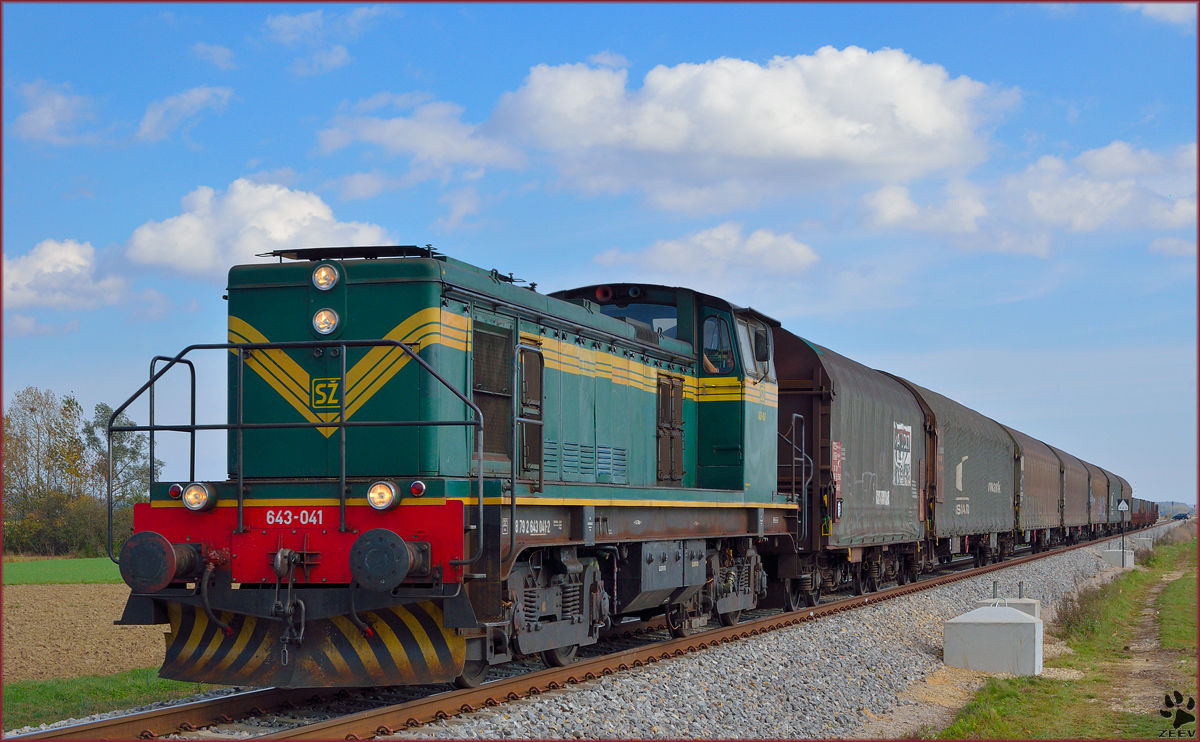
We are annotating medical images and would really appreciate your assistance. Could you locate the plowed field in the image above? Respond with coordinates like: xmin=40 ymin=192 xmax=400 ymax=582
xmin=2 ymin=584 xmax=168 ymax=682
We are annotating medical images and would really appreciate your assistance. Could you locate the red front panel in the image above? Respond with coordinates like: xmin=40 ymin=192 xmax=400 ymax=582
xmin=132 ymin=500 xmax=465 ymax=584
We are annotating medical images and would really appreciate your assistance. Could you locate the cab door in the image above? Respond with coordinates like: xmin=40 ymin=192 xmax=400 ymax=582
xmin=696 ymin=309 xmax=743 ymax=490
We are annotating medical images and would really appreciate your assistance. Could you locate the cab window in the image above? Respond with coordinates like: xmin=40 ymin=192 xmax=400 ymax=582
xmin=701 ymin=316 xmax=735 ymax=375
xmin=736 ymin=316 xmax=774 ymax=380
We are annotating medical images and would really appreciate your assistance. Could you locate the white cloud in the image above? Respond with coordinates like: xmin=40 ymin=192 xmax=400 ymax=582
xmin=319 ymin=100 xmax=526 ymax=174
xmin=862 ymin=180 xmax=988 ymax=233
xmin=489 ymin=47 xmax=1014 ymax=214
xmin=192 ymin=42 xmax=236 ymax=71
xmin=125 ymin=178 xmax=393 ymax=279
xmin=292 ymin=45 xmax=352 ymax=76
xmin=3 ymin=239 xmax=126 ymax=309
xmin=265 ymin=9 xmax=326 ymax=46
xmin=348 ymin=90 xmax=432 ymax=113
xmin=266 ymin=6 xmax=395 ymax=75
xmin=137 ymin=86 xmax=233 ymax=142
xmin=1150 ymin=237 xmax=1197 ymax=256
xmin=12 ymin=81 xmax=99 ymax=145
xmin=1123 ymin=3 xmax=1197 ymax=26
xmin=331 ymin=171 xmax=409 ymax=200
xmin=5 ymin=315 xmax=80 ymax=338
xmin=1006 ymin=143 xmax=1197 ymax=232
xmin=588 ymin=51 xmax=629 ymax=69
xmin=266 ymin=5 xmax=394 ymax=45
xmin=435 ymin=187 xmax=481 ymax=230
xmin=595 ymin=222 xmax=819 ymax=298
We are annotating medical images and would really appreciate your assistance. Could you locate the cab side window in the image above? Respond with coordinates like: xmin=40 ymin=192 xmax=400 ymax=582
xmin=701 ymin=316 xmax=735 ymax=375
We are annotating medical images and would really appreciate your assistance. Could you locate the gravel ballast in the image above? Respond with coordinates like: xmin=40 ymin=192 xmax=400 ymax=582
xmin=391 ymin=522 xmax=1187 ymax=739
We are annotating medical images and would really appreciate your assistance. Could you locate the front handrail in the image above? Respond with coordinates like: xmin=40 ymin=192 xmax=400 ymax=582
xmin=108 ymin=338 xmax=485 ymax=572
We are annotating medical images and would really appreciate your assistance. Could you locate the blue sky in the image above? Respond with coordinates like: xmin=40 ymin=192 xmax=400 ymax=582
xmin=4 ymin=3 xmax=1196 ymax=504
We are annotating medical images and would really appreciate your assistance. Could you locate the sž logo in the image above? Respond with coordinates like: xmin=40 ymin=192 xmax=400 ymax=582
xmin=1160 ymin=690 xmax=1197 ymax=736
xmin=311 ymin=378 xmax=341 ymax=409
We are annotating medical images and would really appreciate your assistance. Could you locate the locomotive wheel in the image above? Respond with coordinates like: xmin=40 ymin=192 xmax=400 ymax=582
xmin=717 ymin=610 xmax=742 ymax=626
xmin=665 ymin=605 xmax=693 ymax=638
xmin=540 ymin=644 xmax=578 ymax=668
xmin=454 ymin=659 xmax=490 ymax=689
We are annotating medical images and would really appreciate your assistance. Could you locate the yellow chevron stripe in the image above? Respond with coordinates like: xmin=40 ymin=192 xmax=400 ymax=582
xmin=192 ymin=611 xmax=236 ymax=670
xmin=211 ymin=616 xmax=258 ymax=674
xmin=174 ymin=609 xmax=209 ymax=667
xmin=390 ymin=605 xmax=444 ymax=672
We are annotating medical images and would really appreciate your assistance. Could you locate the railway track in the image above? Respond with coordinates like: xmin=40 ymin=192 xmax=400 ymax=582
xmin=9 ymin=530 xmax=1146 ymax=741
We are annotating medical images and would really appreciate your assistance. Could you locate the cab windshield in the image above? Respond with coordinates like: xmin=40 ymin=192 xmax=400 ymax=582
xmin=597 ymin=302 xmax=678 ymax=338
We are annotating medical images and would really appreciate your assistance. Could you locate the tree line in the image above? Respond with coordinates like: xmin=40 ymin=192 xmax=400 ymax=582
xmin=3 ymin=386 xmax=162 ymax=556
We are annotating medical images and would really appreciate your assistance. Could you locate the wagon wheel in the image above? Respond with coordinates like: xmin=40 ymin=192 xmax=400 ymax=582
xmin=896 ymin=560 xmax=908 ymax=586
xmin=782 ymin=579 xmax=806 ymax=612
xmin=454 ymin=659 xmax=490 ymax=689
xmin=852 ymin=566 xmax=866 ymax=595
xmin=717 ymin=609 xmax=742 ymax=626
xmin=664 ymin=604 xmax=693 ymax=638
xmin=803 ymin=582 xmax=822 ymax=608
xmin=540 ymin=644 xmax=578 ymax=668
xmin=864 ymin=568 xmax=879 ymax=594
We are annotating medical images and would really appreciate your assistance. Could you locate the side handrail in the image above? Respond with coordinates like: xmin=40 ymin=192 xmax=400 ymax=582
xmin=107 ymin=338 xmax=485 ymax=571
xmin=777 ymin=413 xmax=814 ymax=545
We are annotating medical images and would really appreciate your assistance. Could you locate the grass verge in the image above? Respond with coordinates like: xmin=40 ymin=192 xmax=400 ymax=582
xmin=2 ymin=557 xmax=122 ymax=585
xmin=1 ymin=668 xmax=214 ymax=731
xmin=935 ymin=529 xmax=1197 ymax=739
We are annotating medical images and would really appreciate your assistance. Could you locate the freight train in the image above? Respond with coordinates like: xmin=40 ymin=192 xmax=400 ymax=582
xmin=110 ymin=246 xmax=1150 ymax=689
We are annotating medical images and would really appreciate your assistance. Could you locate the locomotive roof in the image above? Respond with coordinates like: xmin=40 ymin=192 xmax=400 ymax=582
xmin=551 ymin=282 xmax=781 ymax=328
xmin=261 ymin=245 xmax=441 ymax=261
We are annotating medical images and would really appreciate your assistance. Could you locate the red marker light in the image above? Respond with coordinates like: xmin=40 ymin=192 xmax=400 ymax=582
xmin=410 ymin=481 xmax=426 ymax=497
xmin=169 ymin=484 xmax=183 ymax=499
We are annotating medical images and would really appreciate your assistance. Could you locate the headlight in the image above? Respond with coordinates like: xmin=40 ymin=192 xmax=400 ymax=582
xmin=182 ymin=483 xmax=216 ymax=512
xmin=313 ymin=309 xmax=339 ymax=335
xmin=312 ymin=264 xmax=339 ymax=291
xmin=367 ymin=481 xmax=398 ymax=510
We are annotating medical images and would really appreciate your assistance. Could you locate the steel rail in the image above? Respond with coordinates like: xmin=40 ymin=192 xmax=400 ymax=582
xmin=10 ymin=526 xmax=1151 ymax=741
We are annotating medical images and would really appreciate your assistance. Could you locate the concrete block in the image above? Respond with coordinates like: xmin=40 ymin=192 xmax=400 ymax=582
xmin=944 ymin=606 xmax=1042 ymax=676
xmin=1102 ymin=549 xmax=1135 ymax=568
xmin=1132 ymin=537 xmax=1154 ymax=551
xmin=973 ymin=598 xmax=1041 ymax=619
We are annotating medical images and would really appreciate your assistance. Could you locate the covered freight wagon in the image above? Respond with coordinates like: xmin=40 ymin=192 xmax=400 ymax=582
xmin=1103 ymin=466 xmax=1122 ymax=526
xmin=1049 ymin=445 xmax=1090 ymax=539
xmin=889 ymin=376 xmax=1015 ymax=559
xmin=772 ymin=329 xmax=925 ymax=550
xmin=1002 ymin=425 xmax=1061 ymax=548
xmin=1080 ymin=459 xmax=1110 ymax=535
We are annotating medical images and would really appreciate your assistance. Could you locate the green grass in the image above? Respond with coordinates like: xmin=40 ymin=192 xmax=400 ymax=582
xmin=2 ymin=557 xmax=122 ymax=585
xmin=934 ymin=532 xmax=1198 ymax=739
xmin=1158 ymin=556 xmax=1198 ymax=653
xmin=1 ymin=669 xmax=214 ymax=731
xmin=937 ymin=674 xmax=1170 ymax=739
